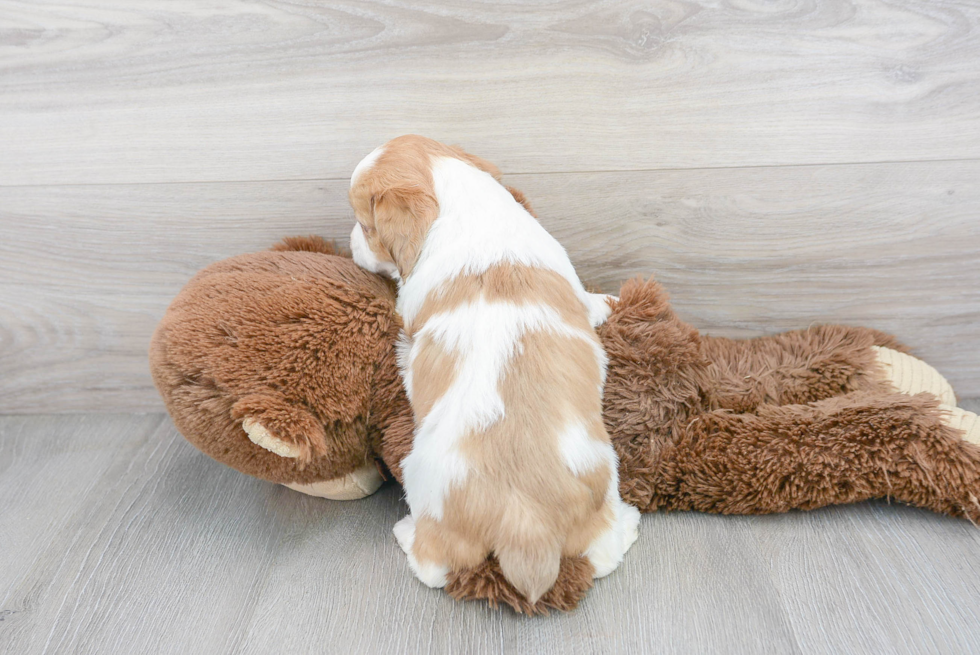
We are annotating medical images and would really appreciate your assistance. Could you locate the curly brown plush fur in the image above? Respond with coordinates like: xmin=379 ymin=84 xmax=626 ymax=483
xmin=445 ymin=555 xmax=596 ymax=615
xmin=151 ymin=238 xmax=980 ymax=614
xmin=149 ymin=244 xmax=405 ymax=486
xmin=597 ymin=278 xmax=980 ymax=521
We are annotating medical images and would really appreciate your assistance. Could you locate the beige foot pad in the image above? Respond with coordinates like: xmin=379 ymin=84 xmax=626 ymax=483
xmin=872 ymin=346 xmax=957 ymax=406
xmin=283 ymin=464 xmax=385 ymax=500
xmin=940 ymin=405 xmax=980 ymax=446
xmin=242 ymin=418 xmax=303 ymax=458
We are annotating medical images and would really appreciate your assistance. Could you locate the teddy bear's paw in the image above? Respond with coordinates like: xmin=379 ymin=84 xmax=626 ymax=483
xmin=242 ymin=418 xmax=304 ymax=459
xmin=283 ymin=464 xmax=384 ymax=500
xmin=393 ymin=515 xmax=449 ymax=588
xmin=584 ymin=500 xmax=641 ymax=579
xmin=873 ymin=346 xmax=957 ymax=406
xmin=940 ymin=405 xmax=980 ymax=446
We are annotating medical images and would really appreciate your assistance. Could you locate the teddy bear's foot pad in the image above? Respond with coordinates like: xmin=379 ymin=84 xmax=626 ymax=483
xmin=940 ymin=405 xmax=980 ymax=446
xmin=873 ymin=346 xmax=957 ymax=406
xmin=283 ymin=464 xmax=384 ymax=500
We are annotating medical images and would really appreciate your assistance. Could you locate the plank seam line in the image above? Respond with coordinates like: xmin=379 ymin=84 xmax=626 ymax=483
xmin=1 ymin=157 xmax=979 ymax=189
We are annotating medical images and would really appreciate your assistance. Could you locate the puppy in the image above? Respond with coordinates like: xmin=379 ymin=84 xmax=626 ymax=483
xmin=349 ymin=135 xmax=639 ymax=603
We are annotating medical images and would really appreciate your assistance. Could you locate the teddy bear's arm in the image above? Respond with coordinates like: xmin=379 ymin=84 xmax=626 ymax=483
xmin=697 ymin=325 xmax=915 ymax=413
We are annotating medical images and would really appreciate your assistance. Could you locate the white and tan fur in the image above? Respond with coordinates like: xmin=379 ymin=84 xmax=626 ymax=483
xmin=349 ymin=135 xmax=639 ymax=603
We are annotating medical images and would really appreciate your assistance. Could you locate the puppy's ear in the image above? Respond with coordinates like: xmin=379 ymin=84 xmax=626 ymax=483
xmin=449 ymin=146 xmax=501 ymax=181
xmin=505 ymin=186 xmax=537 ymax=218
xmin=373 ymin=186 xmax=438 ymax=279
xmin=451 ymin=146 xmax=534 ymax=217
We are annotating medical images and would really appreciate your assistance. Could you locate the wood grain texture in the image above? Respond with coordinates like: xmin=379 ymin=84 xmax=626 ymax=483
xmin=1 ymin=0 xmax=979 ymax=185
xmin=749 ymin=503 xmax=980 ymax=654
xmin=1 ymin=160 xmax=977 ymax=412
xmin=2 ymin=413 xmax=980 ymax=654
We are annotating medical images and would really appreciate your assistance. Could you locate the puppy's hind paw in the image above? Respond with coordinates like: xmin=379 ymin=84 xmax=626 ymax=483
xmin=586 ymin=292 xmax=616 ymax=328
xmin=393 ymin=515 xmax=449 ymax=588
xmin=585 ymin=501 xmax=641 ymax=579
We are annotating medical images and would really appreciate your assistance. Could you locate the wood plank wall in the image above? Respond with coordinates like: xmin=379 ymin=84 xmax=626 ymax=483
xmin=1 ymin=0 xmax=978 ymax=412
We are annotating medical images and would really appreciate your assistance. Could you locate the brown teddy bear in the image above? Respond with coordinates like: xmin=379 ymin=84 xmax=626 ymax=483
xmin=150 ymin=228 xmax=980 ymax=614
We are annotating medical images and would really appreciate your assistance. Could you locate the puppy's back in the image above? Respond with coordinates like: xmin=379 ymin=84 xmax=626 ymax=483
xmin=406 ymin=264 xmax=615 ymax=602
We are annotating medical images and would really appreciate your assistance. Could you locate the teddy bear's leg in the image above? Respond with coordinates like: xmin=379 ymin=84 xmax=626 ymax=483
xmin=699 ymin=325 xmax=907 ymax=413
xmin=231 ymin=391 xmax=328 ymax=462
xmin=872 ymin=346 xmax=957 ymax=406
xmin=941 ymin=405 xmax=980 ymax=445
xmin=870 ymin=346 xmax=980 ymax=443
xmin=640 ymin=390 xmax=980 ymax=522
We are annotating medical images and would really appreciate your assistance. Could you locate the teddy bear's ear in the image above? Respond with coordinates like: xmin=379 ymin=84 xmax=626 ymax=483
xmin=372 ymin=185 xmax=438 ymax=279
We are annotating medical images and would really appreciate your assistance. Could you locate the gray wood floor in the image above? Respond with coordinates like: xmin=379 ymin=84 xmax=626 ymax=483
xmin=2 ymin=408 xmax=980 ymax=654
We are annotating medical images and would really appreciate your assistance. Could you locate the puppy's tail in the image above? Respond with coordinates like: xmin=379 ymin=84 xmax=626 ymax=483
xmin=497 ymin=541 xmax=562 ymax=605
xmin=496 ymin=505 xmax=562 ymax=604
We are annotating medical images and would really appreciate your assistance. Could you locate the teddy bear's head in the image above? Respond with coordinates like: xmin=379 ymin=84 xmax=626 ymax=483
xmin=150 ymin=237 xmax=413 ymax=497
